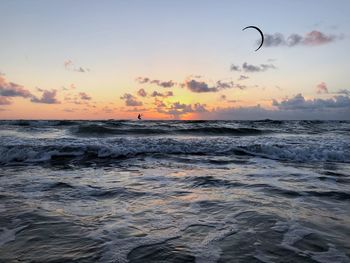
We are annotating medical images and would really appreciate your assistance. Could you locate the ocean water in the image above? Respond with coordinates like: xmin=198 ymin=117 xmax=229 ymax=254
xmin=0 ymin=120 xmax=349 ymax=263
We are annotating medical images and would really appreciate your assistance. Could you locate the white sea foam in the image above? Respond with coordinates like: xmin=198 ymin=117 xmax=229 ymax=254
xmin=0 ymin=134 xmax=349 ymax=165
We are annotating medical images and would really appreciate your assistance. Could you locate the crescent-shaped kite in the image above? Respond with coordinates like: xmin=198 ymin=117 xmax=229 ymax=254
xmin=242 ymin=26 xmax=264 ymax=51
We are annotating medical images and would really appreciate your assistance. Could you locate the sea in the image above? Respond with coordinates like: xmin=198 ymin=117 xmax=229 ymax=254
xmin=0 ymin=120 xmax=349 ymax=263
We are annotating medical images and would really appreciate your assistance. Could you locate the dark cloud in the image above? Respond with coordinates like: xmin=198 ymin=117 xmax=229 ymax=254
xmin=230 ymin=63 xmax=276 ymax=73
xmin=230 ymin=64 xmax=240 ymax=71
xmin=135 ymin=77 xmax=176 ymax=88
xmin=31 ymin=89 xmax=60 ymax=104
xmin=151 ymin=91 xmax=173 ymax=97
xmin=150 ymin=80 xmax=175 ymax=88
xmin=79 ymin=92 xmax=92 ymax=100
xmin=135 ymin=77 xmax=150 ymax=84
xmin=120 ymin=93 xmax=143 ymax=106
xmin=0 ymin=76 xmax=32 ymax=98
xmin=264 ymin=30 xmax=340 ymax=47
xmin=184 ymin=79 xmax=219 ymax=93
xmin=0 ymin=96 xmax=12 ymax=105
xmin=137 ymin=88 xmax=147 ymax=97
xmin=316 ymin=82 xmax=328 ymax=94
xmin=183 ymin=78 xmax=240 ymax=93
xmin=216 ymin=80 xmax=235 ymax=90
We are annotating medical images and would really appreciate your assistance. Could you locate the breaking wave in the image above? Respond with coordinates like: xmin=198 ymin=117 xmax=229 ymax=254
xmin=0 ymin=137 xmax=349 ymax=165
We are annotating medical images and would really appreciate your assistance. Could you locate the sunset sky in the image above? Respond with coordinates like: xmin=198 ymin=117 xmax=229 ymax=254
xmin=1 ymin=0 xmax=350 ymax=120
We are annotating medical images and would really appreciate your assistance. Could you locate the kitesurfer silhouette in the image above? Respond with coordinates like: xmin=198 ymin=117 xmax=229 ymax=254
xmin=137 ymin=114 xmax=142 ymax=120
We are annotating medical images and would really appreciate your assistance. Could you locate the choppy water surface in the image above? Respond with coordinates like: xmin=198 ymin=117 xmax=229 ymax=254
xmin=0 ymin=120 xmax=349 ymax=262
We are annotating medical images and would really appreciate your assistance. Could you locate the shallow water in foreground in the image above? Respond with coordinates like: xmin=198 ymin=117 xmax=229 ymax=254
xmin=0 ymin=120 xmax=349 ymax=262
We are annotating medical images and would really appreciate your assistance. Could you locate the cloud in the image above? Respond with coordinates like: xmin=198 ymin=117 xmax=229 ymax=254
xmin=137 ymin=88 xmax=147 ymax=97
xmin=63 ymin=108 xmax=76 ymax=113
xmin=263 ymin=30 xmax=341 ymax=47
xmin=150 ymin=80 xmax=175 ymax=88
xmin=230 ymin=63 xmax=276 ymax=73
xmin=135 ymin=77 xmax=176 ymax=88
xmin=303 ymin=31 xmax=337 ymax=45
xmin=64 ymin=60 xmax=73 ymax=69
xmin=264 ymin=33 xmax=286 ymax=47
xmin=243 ymin=62 xmax=276 ymax=73
xmin=183 ymin=79 xmax=219 ymax=93
xmin=219 ymin=94 xmax=226 ymax=101
xmin=123 ymin=107 xmax=148 ymax=113
xmin=0 ymin=96 xmax=12 ymax=105
xmin=238 ymin=75 xmax=249 ymax=81
xmin=135 ymin=77 xmax=150 ymax=84
xmin=316 ymin=82 xmax=328 ymax=94
xmin=154 ymin=98 xmax=166 ymax=108
xmin=201 ymin=94 xmax=350 ymax=120
xmin=230 ymin=65 xmax=240 ymax=71
xmin=31 ymin=89 xmax=60 ymax=104
xmin=182 ymin=78 xmax=240 ymax=93
xmin=64 ymin=60 xmax=89 ymax=73
xmin=335 ymin=89 xmax=350 ymax=96
xmin=75 ymin=67 xmax=86 ymax=73
xmin=0 ymin=76 xmax=32 ymax=98
xmin=151 ymin=91 xmax=173 ymax=97
xmin=79 ymin=92 xmax=92 ymax=100
xmin=272 ymin=93 xmax=350 ymax=110
xmin=156 ymin=101 xmax=207 ymax=118
xmin=120 ymin=93 xmax=143 ymax=106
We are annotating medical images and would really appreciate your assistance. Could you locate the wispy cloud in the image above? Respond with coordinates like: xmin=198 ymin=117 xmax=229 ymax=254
xmin=64 ymin=60 xmax=90 ymax=73
xmin=238 ymin=75 xmax=249 ymax=81
xmin=264 ymin=30 xmax=342 ymax=47
xmin=0 ymin=96 xmax=12 ymax=105
xmin=334 ymin=89 xmax=350 ymax=96
xmin=135 ymin=77 xmax=176 ymax=88
xmin=230 ymin=62 xmax=276 ymax=73
xmin=79 ymin=92 xmax=92 ymax=100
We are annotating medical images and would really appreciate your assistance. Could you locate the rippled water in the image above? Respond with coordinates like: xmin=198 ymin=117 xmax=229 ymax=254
xmin=0 ymin=120 xmax=349 ymax=262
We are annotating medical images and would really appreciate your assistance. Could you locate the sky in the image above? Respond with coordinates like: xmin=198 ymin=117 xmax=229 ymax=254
xmin=0 ymin=0 xmax=350 ymax=120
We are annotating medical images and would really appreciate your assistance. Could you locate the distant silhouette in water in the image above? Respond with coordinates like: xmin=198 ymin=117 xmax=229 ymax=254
xmin=137 ymin=114 xmax=142 ymax=120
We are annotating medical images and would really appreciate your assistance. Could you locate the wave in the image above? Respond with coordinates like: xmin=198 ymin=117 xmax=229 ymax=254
xmin=0 ymin=137 xmax=349 ymax=165
xmin=72 ymin=125 xmax=168 ymax=135
xmin=176 ymin=127 xmax=266 ymax=135
xmin=72 ymin=125 xmax=267 ymax=136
